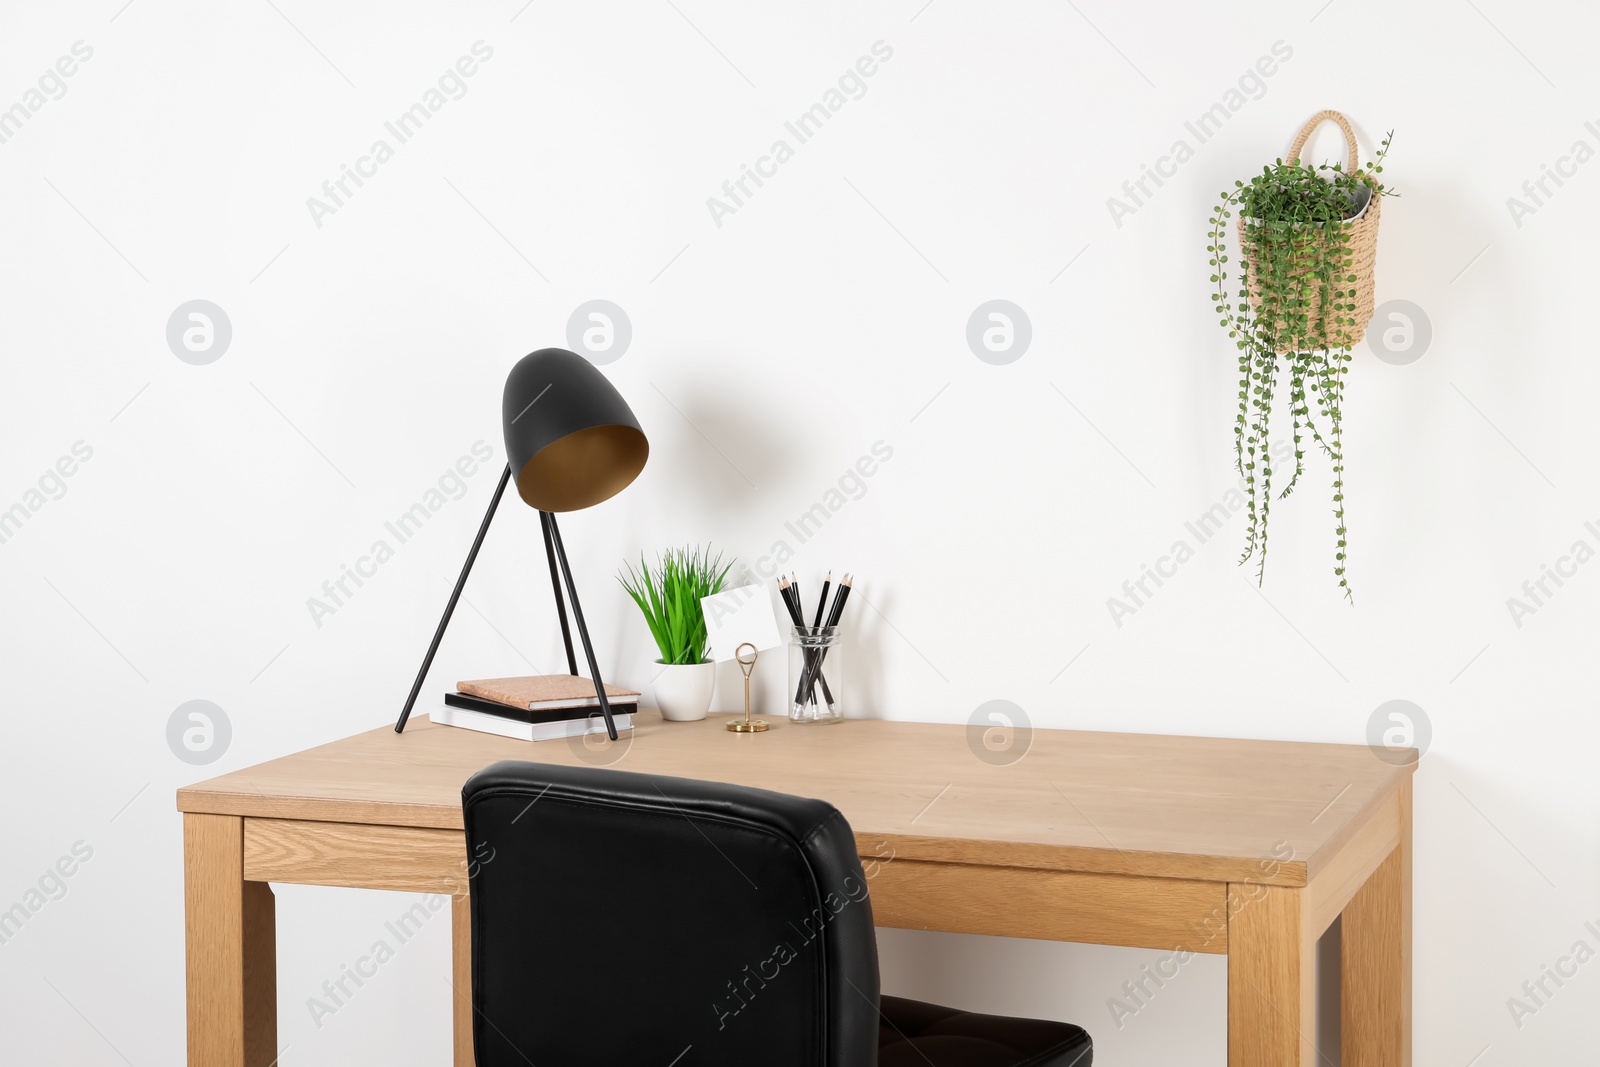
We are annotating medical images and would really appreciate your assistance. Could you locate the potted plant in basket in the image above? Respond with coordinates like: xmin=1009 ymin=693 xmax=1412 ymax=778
xmin=618 ymin=546 xmax=734 ymax=721
xmin=1207 ymin=109 xmax=1394 ymax=600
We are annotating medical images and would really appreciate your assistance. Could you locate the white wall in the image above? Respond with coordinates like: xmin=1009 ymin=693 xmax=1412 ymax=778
xmin=2 ymin=0 xmax=1596 ymax=1062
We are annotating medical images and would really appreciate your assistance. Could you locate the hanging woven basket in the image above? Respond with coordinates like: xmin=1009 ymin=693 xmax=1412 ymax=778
xmin=1237 ymin=110 xmax=1381 ymax=352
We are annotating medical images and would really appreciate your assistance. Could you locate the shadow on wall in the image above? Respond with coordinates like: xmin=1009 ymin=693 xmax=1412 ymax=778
xmin=645 ymin=365 xmax=799 ymax=514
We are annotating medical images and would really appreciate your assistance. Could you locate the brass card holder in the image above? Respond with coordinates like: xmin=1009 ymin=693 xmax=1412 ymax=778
xmin=726 ymin=642 xmax=768 ymax=733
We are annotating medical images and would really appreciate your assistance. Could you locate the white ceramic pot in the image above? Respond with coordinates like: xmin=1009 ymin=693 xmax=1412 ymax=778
xmin=653 ymin=660 xmax=716 ymax=722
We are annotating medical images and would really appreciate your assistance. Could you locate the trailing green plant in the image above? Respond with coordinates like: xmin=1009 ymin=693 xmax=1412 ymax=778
xmin=1207 ymin=131 xmax=1395 ymax=600
xmin=618 ymin=545 xmax=734 ymax=665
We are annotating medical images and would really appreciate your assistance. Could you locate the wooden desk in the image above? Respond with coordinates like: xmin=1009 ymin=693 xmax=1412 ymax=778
xmin=177 ymin=712 xmax=1415 ymax=1066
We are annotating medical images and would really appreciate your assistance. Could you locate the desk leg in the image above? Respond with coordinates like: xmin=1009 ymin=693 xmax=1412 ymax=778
xmin=184 ymin=813 xmax=277 ymax=1067
xmin=1342 ymin=783 xmax=1412 ymax=1066
xmin=452 ymin=894 xmax=475 ymax=1067
xmin=1228 ymin=883 xmax=1315 ymax=1067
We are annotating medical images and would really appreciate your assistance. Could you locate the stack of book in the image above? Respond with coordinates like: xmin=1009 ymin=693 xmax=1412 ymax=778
xmin=430 ymin=675 xmax=640 ymax=741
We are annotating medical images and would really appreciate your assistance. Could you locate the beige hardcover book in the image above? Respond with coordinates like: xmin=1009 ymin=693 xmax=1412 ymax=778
xmin=457 ymin=675 xmax=642 ymax=712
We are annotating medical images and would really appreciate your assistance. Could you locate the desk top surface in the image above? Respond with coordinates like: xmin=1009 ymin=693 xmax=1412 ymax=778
xmin=178 ymin=712 xmax=1414 ymax=886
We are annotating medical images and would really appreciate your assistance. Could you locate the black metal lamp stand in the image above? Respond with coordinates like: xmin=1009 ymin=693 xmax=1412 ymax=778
xmin=394 ymin=463 xmax=621 ymax=740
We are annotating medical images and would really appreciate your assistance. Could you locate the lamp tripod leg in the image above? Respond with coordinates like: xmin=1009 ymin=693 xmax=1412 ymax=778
xmin=544 ymin=514 xmax=619 ymax=741
xmin=395 ymin=464 xmax=512 ymax=733
xmin=541 ymin=511 xmax=579 ymax=676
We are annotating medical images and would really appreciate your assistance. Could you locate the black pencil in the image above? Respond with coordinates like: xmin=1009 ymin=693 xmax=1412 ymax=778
xmin=823 ymin=573 xmax=852 ymax=630
xmin=803 ymin=574 xmax=853 ymax=703
xmin=777 ymin=576 xmax=803 ymax=626
xmin=811 ymin=571 xmax=832 ymax=630
xmin=789 ymin=572 xmax=825 ymax=703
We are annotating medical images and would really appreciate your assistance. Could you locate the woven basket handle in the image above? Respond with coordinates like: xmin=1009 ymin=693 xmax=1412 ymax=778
xmin=1287 ymin=109 xmax=1359 ymax=172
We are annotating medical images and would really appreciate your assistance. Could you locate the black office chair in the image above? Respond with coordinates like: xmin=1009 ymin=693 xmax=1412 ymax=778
xmin=462 ymin=760 xmax=1092 ymax=1066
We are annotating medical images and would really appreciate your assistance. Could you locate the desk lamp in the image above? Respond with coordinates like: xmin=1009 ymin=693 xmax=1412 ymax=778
xmin=395 ymin=348 xmax=649 ymax=739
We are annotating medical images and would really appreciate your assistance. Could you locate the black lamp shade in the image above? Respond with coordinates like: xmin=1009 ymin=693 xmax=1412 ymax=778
xmin=501 ymin=348 xmax=648 ymax=512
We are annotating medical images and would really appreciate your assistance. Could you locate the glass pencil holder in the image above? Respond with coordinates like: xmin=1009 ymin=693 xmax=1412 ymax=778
xmin=789 ymin=625 xmax=844 ymax=724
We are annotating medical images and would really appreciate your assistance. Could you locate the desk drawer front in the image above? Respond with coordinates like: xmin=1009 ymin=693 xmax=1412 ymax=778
xmin=243 ymin=819 xmax=1229 ymax=954
xmin=244 ymin=819 xmax=469 ymax=895
xmin=869 ymin=858 xmax=1230 ymax=954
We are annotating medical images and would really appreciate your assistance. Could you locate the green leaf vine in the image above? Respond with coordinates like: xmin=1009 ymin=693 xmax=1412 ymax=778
xmin=1207 ymin=131 xmax=1394 ymax=600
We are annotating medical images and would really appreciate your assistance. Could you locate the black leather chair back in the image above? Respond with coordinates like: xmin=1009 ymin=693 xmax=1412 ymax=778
xmin=462 ymin=760 xmax=882 ymax=1066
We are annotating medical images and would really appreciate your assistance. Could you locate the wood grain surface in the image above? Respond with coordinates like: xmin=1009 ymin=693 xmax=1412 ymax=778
xmin=179 ymin=711 xmax=1414 ymax=885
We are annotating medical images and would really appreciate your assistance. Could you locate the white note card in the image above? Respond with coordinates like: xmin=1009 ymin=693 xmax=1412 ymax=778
xmin=700 ymin=585 xmax=784 ymax=663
